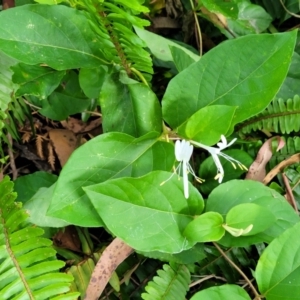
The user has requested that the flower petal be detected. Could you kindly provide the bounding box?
[175,140,193,162]
[183,160,189,198]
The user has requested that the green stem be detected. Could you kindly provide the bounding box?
[213,242,262,299]
[131,67,149,86]
[268,23,278,33]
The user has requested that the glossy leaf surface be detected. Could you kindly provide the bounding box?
[48,132,174,226]
[84,171,204,253]
[100,70,162,136]
[11,64,65,99]
[0,4,107,70]
[162,31,296,129]
[176,105,236,145]
[183,212,225,243]
[226,203,276,235]
[205,180,299,247]
[191,284,251,300]
[256,222,300,299]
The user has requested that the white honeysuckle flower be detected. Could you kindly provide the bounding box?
[191,135,247,183]
[161,139,203,199]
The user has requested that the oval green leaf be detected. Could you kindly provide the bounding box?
[100,70,162,137]
[183,212,225,243]
[190,284,251,300]
[0,5,107,70]
[226,203,276,236]
[84,171,204,253]
[162,31,296,129]
[47,132,174,226]
[205,180,299,247]
[256,222,300,300]
[176,105,236,145]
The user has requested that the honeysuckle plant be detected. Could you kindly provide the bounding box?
[3,2,300,298]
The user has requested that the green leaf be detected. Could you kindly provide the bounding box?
[48,132,174,227]
[38,70,91,120]
[100,70,162,136]
[227,1,272,37]
[134,27,200,64]
[24,184,69,228]
[199,149,253,195]
[79,67,107,99]
[226,203,276,236]
[0,51,18,111]
[34,0,63,4]
[169,45,198,72]
[256,222,300,299]
[0,4,107,70]
[205,180,299,247]
[201,0,239,18]
[190,284,251,300]
[277,52,300,99]
[11,63,65,99]
[176,105,236,145]
[139,244,206,264]
[14,171,57,203]
[184,212,225,243]
[162,31,296,130]
[39,92,91,121]
[84,171,204,253]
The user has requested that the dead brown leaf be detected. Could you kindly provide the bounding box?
[53,226,81,252]
[48,129,78,167]
[61,117,101,134]
[84,238,134,300]
[246,136,285,182]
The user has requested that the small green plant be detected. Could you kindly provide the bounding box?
[1,0,300,299]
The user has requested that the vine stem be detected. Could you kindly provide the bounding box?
[189,0,202,56]
[212,242,262,300]
[130,67,149,86]
[279,0,300,18]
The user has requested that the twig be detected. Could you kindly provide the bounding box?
[280,0,300,18]
[7,134,17,180]
[189,0,203,56]
[282,173,298,212]
[263,153,300,185]
[213,242,261,300]
[130,67,149,86]
[189,274,227,288]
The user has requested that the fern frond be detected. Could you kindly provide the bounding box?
[0,176,79,299]
[77,0,153,81]
[0,51,19,157]
[141,263,190,300]
[237,95,300,134]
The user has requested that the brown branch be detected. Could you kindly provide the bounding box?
[7,134,17,180]
[282,172,298,212]
[280,0,300,18]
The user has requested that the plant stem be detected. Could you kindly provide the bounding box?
[213,242,262,299]
[131,67,149,86]
[268,23,278,33]
[189,0,202,56]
